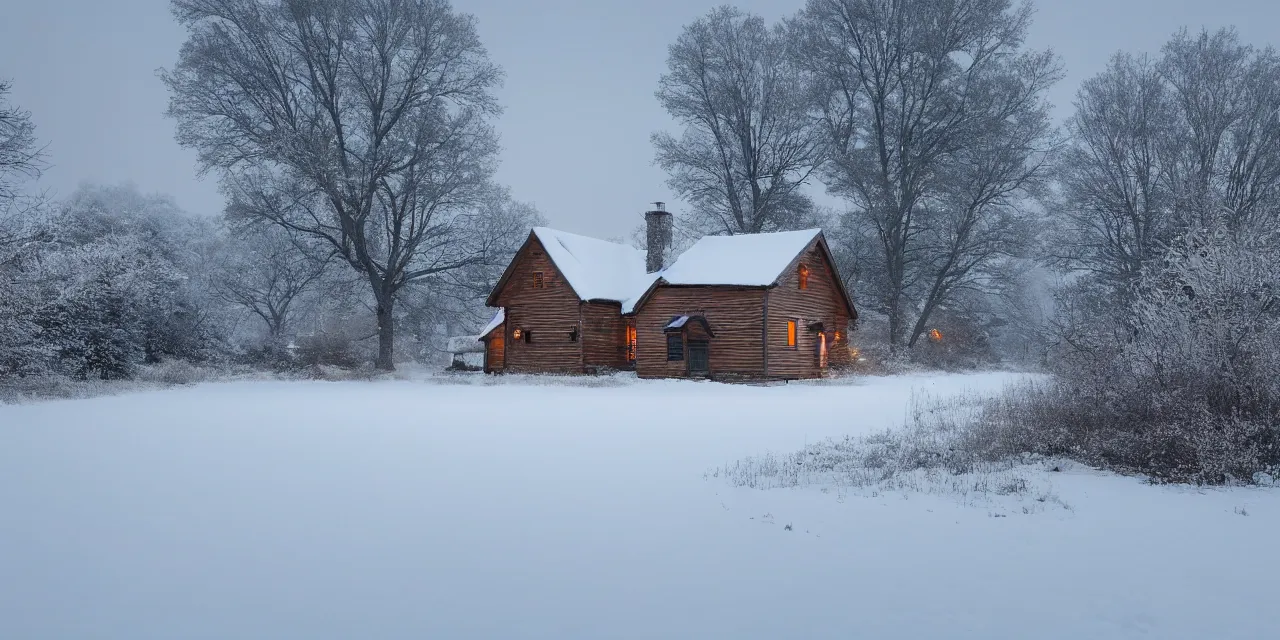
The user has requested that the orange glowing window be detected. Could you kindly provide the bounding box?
[532,271,545,289]
[798,264,810,290]
[786,320,797,347]
[625,325,637,362]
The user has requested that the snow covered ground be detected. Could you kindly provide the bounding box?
[1,372,1277,639]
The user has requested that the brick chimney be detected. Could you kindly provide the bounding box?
[645,202,672,273]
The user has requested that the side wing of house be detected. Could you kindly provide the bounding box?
[766,238,855,378]
[581,301,628,370]
[491,235,585,373]
[634,286,766,379]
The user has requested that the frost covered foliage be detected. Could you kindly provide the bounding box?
[714,391,1069,510]
[0,81,49,376]
[1014,28,1280,484]
[1013,229,1280,483]
[0,185,231,382]
[0,213,47,376]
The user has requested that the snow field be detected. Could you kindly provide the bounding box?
[1,372,1276,639]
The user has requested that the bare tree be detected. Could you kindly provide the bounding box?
[216,223,331,342]
[1052,53,1177,288]
[1161,29,1280,231]
[1053,28,1280,294]
[0,80,46,204]
[162,0,503,369]
[653,6,826,236]
[0,82,49,376]
[1,80,48,257]
[905,105,1056,348]
[795,0,1061,351]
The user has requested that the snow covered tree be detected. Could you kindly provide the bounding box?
[1052,28,1280,295]
[0,80,45,203]
[794,0,1061,352]
[0,80,50,377]
[163,0,507,370]
[37,236,171,379]
[214,222,331,346]
[653,6,826,236]
[52,184,228,365]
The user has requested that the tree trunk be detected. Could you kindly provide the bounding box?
[375,293,395,371]
[887,298,904,353]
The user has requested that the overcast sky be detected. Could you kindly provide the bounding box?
[3,0,1280,240]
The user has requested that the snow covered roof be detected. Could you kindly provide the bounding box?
[478,309,505,339]
[531,227,657,306]
[488,226,846,317]
[658,229,822,287]
[447,335,486,354]
[665,315,691,330]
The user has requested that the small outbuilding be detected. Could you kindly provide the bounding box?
[446,335,486,371]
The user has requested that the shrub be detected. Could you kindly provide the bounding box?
[969,380,1280,484]
[1014,228,1280,483]
[712,390,1070,509]
[294,332,361,369]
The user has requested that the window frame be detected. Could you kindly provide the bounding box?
[666,333,685,361]
[786,320,797,348]
[798,263,810,290]
[532,271,545,289]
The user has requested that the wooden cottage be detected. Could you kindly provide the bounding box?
[480,227,655,374]
[479,206,857,380]
[631,229,857,380]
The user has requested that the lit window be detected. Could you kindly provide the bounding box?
[626,325,637,362]
[667,334,684,361]
[512,328,522,341]
[533,271,545,289]
[798,264,810,290]
[787,320,797,347]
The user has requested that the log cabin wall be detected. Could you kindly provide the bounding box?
[634,286,766,378]
[582,301,627,369]
[493,236,585,373]
[767,241,853,378]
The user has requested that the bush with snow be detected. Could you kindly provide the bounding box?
[713,390,1071,510]
[984,228,1280,484]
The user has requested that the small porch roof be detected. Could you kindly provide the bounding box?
[663,314,715,337]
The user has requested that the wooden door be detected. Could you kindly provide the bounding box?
[688,340,710,376]
[488,335,505,373]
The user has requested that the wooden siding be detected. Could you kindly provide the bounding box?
[492,236,585,373]
[634,287,766,379]
[485,331,505,373]
[767,241,853,378]
[582,301,627,370]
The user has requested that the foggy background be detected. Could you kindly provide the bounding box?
[3,0,1280,239]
